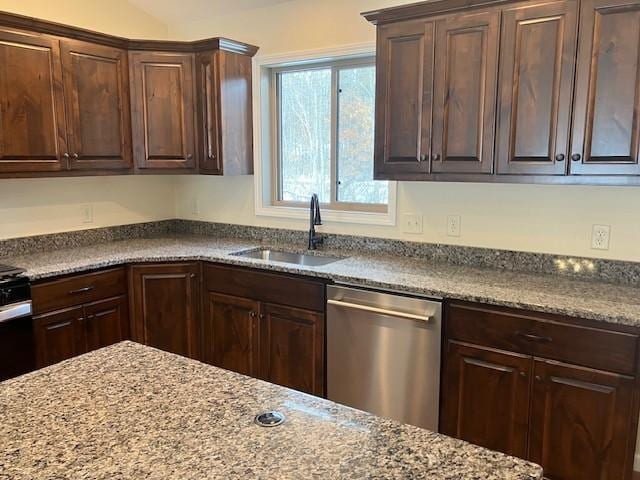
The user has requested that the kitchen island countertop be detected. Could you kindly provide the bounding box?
[0,341,542,479]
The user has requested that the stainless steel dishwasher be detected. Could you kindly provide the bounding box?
[327,284,442,431]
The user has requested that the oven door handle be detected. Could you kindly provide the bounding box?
[0,301,32,323]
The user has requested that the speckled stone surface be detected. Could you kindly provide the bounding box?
[0,342,543,479]
[3,234,640,328]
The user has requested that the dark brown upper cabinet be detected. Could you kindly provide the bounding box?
[129,52,197,171]
[431,10,500,174]
[373,19,434,178]
[496,0,578,175]
[365,0,640,185]
[61,40,132,171]
[197,50,254,175]
[0,28,67,173]
[570,0,640,175]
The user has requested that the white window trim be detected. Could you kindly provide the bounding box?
[252,43,397,226]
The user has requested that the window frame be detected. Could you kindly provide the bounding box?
[270,56,387,214]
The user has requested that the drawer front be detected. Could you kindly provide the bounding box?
[32,268,127,314]
[446,302,639,375]
[204,263,325,312]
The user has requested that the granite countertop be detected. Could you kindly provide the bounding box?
[3,234,640,327]
[0,341,543,479]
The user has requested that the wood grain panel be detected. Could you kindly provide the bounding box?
[129,52,197,170]
[374,19,434,178]
[571,0,640,174]
[497,0,577,175]
[202,292,260,377]
[432,10,499,174]
[33,306,84,368]
[83,295,128,352]
[441,341,531,458]
[261,303,324,396]
[529,359,636,479]
[0,28,66,173]
[61,40,132,170]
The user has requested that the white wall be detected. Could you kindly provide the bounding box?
[0,1,174,240]
[170,0,640,262]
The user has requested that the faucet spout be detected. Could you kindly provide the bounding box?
[308,194,323,250]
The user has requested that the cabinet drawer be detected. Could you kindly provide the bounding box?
[32,268,127,315]
[204,263,325,312]
[446,302,639,375]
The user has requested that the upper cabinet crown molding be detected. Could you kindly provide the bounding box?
[0,10,259,55]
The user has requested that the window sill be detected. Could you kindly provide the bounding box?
[255,203,397,226]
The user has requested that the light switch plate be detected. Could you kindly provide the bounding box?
[401,213,423,234]
[591,224,610,250]
[447,215,461,237]
[81,205,93,224]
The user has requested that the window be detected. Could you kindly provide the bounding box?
[271,57,389,213]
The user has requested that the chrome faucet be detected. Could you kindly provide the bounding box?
[308,194,323,250]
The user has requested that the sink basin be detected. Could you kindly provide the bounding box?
[232,248,343,267]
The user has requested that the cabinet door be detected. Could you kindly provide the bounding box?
[202,292,260,377]
[440,341,531,458]
[33,306,85,368]
[496,0,578,175]
[129,263,200,358]
[0,29,67,173]
[129,52,197,170]
[83,296,128,352]
[570,0,640,175]
[61,40,132,170]
[431,11,499,174]
[261,303,324,396]
[374,19,434,178]
[529,359,636,480]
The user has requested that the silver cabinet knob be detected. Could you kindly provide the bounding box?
[555,153,565,161]
[63,152,70,158]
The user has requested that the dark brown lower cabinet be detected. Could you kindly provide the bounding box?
[202,291,260,377]
[129,263,200,359]
[261,303,324,396]
[33,295,128,368]
[201,263,326,396]
[441,301,640,480]
[441,341,531,458]
[529,359,635,480]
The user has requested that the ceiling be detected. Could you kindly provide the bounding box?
[128,0,295,25]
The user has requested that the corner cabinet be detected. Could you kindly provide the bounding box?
[202,263,326,396]
[365,0,640,185]
[0,13,257,178]
[441,301,640,480]
[128,263,201,359]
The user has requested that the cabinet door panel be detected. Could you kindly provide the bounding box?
[570,0,640,175]
[33,306,84,368]
[0,29,66,173]
[432,11,499,174]
[129,52,197,169]
[529,359,636,479]
[202,292,260,377]
[261,303,324,396]
[374,20,434,177]
[61,40,132,170]
[496,0,577,175]
[130,264,200,358]
[83,296,128,352]
[441,341,531,458]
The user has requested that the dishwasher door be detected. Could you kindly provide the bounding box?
[327,284,442,431]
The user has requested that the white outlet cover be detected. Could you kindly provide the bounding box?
[447,215,461,237]
[591,224,610,250]
[81,205,93,224]
[401,213,423,234]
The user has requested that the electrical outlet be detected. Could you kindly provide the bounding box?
[591,224,610,250]
[447,215,461,237]
[80,205,93,224]
[401,213,423,234]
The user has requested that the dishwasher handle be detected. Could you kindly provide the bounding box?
[327,298,432,323]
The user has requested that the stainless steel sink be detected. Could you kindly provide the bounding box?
[232,248,343,267]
